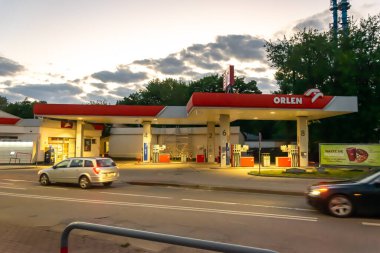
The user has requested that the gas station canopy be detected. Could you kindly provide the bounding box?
[33,92,358,124]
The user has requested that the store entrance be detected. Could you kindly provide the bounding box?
[47,137,75,163]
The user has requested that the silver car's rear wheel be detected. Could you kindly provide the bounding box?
[328,195,353,217]
[79,176,91,189]
[40,174,50,186]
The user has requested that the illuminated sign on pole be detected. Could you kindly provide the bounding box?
[223,65,234,92]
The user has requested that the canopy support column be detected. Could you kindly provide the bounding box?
[297,116,309,167]
[219,115,231,168]
[75,120,84,157]
[142,122,152,163]
[207,122,215,163]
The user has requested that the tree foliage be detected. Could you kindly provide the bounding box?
[266,14,380,156]
[0,96,47,118]
[117,75,262,105]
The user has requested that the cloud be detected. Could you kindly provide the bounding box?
[250,67,268,73]
[180,35,266,68]
[0,57,25,76]
[1,80,13,86]
[154,57,190,75]
[253,77,278,93]
[90,82,108,90]
[178,50,222,70]
[91,66,148,83]
[133,56,190,75]
[291,10,331,32]
[132,34,267,77]
[111,86,139,98]
[7,83,83,103]
[273,10,331,38]
[82,92,119,104]
[214,35,267,61]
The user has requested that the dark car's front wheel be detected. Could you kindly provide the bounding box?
[328,195,353,217]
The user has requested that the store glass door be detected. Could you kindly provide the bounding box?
[48,137,75,163]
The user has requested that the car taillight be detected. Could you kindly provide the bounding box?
[93,167,101,174]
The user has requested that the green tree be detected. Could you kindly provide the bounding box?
[266,14,380,151]
[117,74,263,105]
[4,98,47,118]
[266,29,332,94]
[233,77,262,94]
[117,78,190,105]
[188,74,223,93]
[0,96,8,111]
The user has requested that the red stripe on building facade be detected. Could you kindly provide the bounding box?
[34,104,165,117]
[0,118,20,125]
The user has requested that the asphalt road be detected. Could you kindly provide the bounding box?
[0,169,380,253]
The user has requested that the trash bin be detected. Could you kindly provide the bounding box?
[261,153,270,167]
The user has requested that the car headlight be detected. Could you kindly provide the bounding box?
[309,187,329,196]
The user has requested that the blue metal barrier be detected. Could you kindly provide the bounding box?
[61,222,278,253]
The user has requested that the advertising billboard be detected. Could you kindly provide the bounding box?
[320,144,380,167]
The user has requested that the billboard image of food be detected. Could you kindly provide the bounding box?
[320,144,380,167]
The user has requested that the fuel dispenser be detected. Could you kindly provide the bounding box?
[152,144,166,163]
[196,145,206,163]
[44,146,55,164]
[231,144,249,167]
[280,145,299,167]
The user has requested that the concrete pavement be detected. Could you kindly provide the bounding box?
[0,161,324,253]
[0,161,324,195]
[119,162,320,196]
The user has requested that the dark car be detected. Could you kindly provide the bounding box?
[306,170,380,217]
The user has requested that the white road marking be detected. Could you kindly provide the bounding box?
[0,182,14,185]
[0,191,318,222]
[0,186,26,190]
[100,192,172,199]
[362,222,380,227]
[182,199,236,205]
[36,186,67,190]
[3,179,34,183]
[182,198,315,212]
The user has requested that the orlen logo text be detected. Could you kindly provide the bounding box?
[273,97,303,105]
[273,89,324,105]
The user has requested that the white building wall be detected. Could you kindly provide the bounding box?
[109,135,143,158]
[0,118,103,163]
[0,124,40,163]
[83,129,102,158]
[109,126,241,160]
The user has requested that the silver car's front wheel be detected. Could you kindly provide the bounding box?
[328,195,353,217]
[79,176,91,189]
[40,174,50,186]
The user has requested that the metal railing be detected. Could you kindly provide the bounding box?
[61,222,278,253]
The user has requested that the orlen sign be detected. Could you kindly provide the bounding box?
[273,89,325,106]
[273,96,303,105]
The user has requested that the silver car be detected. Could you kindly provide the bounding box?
[38,157,119,189]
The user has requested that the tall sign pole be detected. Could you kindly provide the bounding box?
[223,65,235,93]
[258,132,262,175]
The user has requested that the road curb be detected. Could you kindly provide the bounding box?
[126,181,305,196]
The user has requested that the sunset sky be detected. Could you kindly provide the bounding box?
[0,0,379,104]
